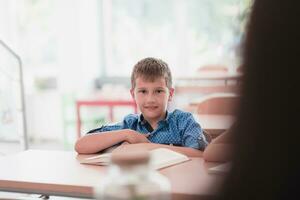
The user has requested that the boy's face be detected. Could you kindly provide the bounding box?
[130,77,174,123]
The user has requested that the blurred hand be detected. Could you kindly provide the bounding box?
[124,129,150,144]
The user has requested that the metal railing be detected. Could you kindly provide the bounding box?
[0,39,28,150]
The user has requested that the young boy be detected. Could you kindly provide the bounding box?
[75,57,208,156]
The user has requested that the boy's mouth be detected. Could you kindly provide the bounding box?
[144,106,158,110]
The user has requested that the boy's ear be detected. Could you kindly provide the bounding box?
[168,88,175,101]
[130,88,135,99]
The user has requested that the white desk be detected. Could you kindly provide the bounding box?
[0,150,225,199]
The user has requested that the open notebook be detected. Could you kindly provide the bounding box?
[80,148,190,170]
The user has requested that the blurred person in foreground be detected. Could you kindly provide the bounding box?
[217,0,299,199]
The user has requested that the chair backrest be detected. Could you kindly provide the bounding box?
[196,93,239,115]
[203,129,212,143]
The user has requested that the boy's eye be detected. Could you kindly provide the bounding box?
[156,89,165,94]
[138,90,147,94]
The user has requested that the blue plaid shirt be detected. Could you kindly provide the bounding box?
[87,109,208,150]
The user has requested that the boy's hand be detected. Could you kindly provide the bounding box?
[124,129,150,144]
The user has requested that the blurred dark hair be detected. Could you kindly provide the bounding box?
[218,0,299,199]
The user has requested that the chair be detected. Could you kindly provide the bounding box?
[203,129,212,143]
[196,93,239,115]
[191,93,239,139]
[194,93,238,139]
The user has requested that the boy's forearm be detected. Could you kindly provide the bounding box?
[75,130,128,154]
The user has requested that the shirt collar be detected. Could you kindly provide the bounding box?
[164,110,171,122]
[138,111,170,125]
[138,114,146,125]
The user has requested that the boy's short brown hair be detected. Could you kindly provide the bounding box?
[131,57,172,89]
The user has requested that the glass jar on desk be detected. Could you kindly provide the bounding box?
[94,150,171,200]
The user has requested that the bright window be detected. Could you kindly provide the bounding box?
[101,0,251,77]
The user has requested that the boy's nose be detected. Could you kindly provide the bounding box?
[146,93,156,102]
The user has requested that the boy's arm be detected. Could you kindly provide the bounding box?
[112,143,203,157]
[180,113,209,151]
[75,129,150,154]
